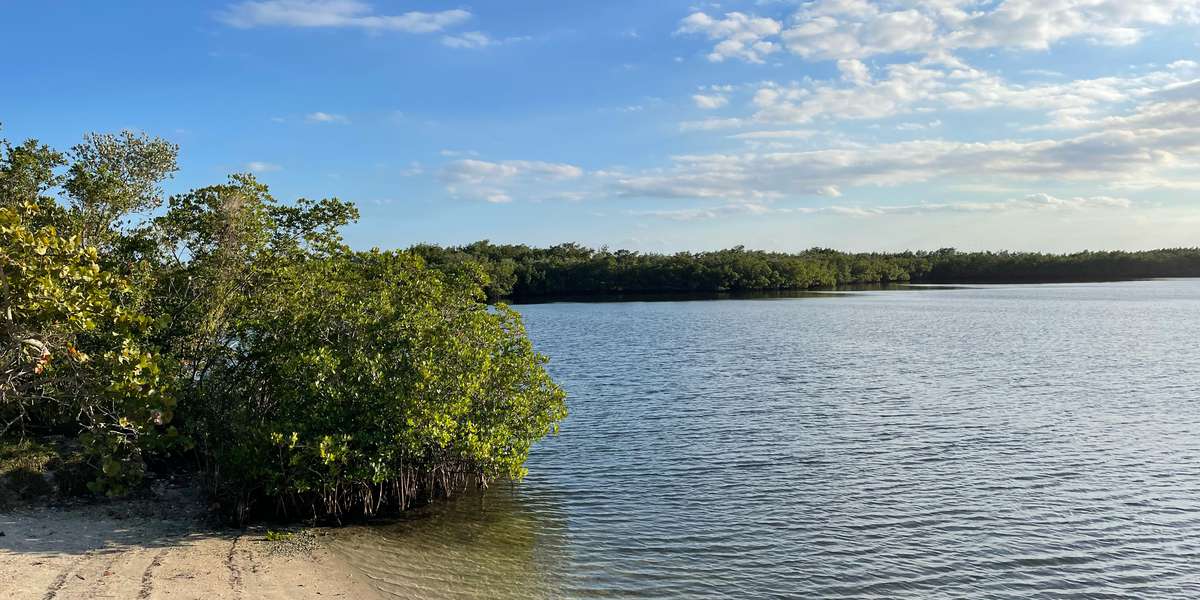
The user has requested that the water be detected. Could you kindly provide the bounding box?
[334,280,1200,598]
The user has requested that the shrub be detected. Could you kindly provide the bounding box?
[2,130,567,521]
[191,251,566,521]
[0,198,178,495]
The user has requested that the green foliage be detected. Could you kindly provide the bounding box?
[139,170,560,521]
[272,253,560,512]
[265,529,294,542]
[410,242,1200,299]
[1,129,568,520]
[1,128,182,496]
[0,196,178,495]
[0,437,99,506]
[180,244,564,520]
[0,138,65,207]
[0,439,56,506]
[62,131,178,250]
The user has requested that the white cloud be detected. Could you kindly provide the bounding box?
[411,61,1197,217]
[1023,69,1066,78]
[440,159,583,184]
[781,5,940,61]
[439,159,585,203]
[1016,193,1131,209]
[838,58,872,85]
[680,117,746,132]
[676,12,783,63]
[246,161,282,172]
[729,129,817,140]
[818,185,843,197]
[305,111,350,124]
[679,1,1200,62]
[615,84,1200,201]
[751,62,948,124]
[743,59,1199,128]
[441,31,531,49]
[947,0,1200,52]
[630,202,775,221]
[219,0,471,33]
[897,119,942,130]
[631,194,1131,221]
[693,93,730,109]
[442,31,494,49]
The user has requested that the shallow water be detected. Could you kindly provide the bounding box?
[334,279,1200,599]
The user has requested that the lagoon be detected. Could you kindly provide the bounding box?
[335,280,1200,598]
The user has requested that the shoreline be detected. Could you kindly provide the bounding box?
[0,482,382,600]
[502,276,1188,304]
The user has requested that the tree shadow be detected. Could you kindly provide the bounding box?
[0,481,237,558]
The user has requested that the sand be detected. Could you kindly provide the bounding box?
[0,484,383,600]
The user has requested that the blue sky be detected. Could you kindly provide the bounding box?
[3,1,1200,252]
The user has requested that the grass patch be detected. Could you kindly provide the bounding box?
[265,529,295,542]
[0,437,95,508]
[0,439,56,508]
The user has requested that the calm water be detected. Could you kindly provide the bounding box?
[334,280,1200,598]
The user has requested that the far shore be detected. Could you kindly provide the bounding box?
[0,481,382,600]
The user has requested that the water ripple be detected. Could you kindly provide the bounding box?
[335,280,1200,599]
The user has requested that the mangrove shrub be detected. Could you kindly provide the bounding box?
[1,129,567,517]
[193,251,566,520]
[0,197,177,496]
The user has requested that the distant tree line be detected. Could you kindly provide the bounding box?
[410,242,1200,300]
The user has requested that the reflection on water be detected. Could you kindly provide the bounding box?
[504,282,973,305]
[336,279,1200,599]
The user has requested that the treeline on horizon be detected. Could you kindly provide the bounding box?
[410,242,1200,300]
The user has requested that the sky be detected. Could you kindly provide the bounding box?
[3,0,1200,253]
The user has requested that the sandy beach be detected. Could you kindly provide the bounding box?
[0,483,382,600]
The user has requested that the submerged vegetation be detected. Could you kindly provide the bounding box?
[411,242,1200,300]
[1,130,566,522]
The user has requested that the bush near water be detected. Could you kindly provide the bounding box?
[0,130,566,521]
